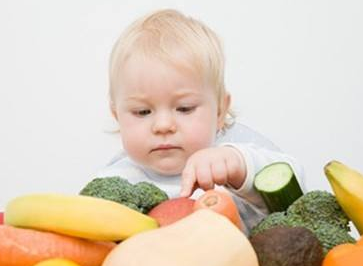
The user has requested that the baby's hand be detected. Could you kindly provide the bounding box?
[180,146,246,197]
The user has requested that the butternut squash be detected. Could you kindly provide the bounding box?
[102,209,259,266]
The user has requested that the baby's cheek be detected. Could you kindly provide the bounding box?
[121,132,145,157]
[184,112,218,149]
[185,127,216,152]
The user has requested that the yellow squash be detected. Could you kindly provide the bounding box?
[5,193,158,241]
[102,209,259,266]
[325,161,363,234]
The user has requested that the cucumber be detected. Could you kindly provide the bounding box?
[254,162,303,212]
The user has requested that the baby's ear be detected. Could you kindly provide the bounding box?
[109,101,118,120]
[217,93,231,130]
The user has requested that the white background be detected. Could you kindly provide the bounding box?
[0,0,362,214]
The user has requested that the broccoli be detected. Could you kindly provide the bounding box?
[251,212,289,235]
[287,190,350,231]
[79,176,141,211]
[304,221,356,252]
[133,182,169,213]
[79,176,168,213]
[251,190,356,255]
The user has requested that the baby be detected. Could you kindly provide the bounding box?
[97,9,303,232]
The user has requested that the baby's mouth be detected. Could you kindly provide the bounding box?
[150,144,181,153]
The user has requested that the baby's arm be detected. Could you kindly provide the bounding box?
[180,143,304,205]
[220,143,304,206]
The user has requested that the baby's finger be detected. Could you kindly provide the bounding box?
[211,160,228,185]
[180,164,196,197]
[226,155,244,188]
[195,163,214,191]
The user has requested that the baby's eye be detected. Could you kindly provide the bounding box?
[133,109,151,117]
[176,106,196,113]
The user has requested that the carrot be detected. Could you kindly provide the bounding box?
[0,225,116,266]
[193,189,244,230]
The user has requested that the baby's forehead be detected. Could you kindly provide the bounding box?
[115,52,203,85]
[120,45,203,75]
[111,57,216,102]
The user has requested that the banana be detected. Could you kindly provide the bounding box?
[324,160,363,234]
[4,193,158,241]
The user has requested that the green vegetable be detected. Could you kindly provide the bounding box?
[133,182,169,213]
[254,162,303,212]
[79,176,168,214]
[250,212,289,235]
[287,190,350,231]
[251,190,355,255]
[306,221,356,253]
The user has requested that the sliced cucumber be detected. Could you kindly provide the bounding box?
[254,162,303,212]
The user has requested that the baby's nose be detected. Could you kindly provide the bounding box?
[152,112,176,134]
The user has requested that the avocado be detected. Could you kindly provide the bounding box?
[249,226,323,266]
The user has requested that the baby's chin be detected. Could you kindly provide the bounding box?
[152,167,182,177]
[149,162,184,177]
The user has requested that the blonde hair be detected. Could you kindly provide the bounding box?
[109,9,234,130]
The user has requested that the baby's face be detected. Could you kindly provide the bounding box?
[112,55,226,176]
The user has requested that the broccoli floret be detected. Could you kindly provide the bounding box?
[287,190,350,231]
[79,176,168,214]
[80,176,141,212]
[251,190,355,255]
[251,212,289,235]
[134,181,169,213]
[303,221,356,253]
[285,217,356,254]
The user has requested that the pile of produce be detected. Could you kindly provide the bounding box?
[250,190,355,254]
[0,178,170,266]
[1,160,363,266]
[248,161,363,266]
[1,177,250,266]
[1,190,159,266]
